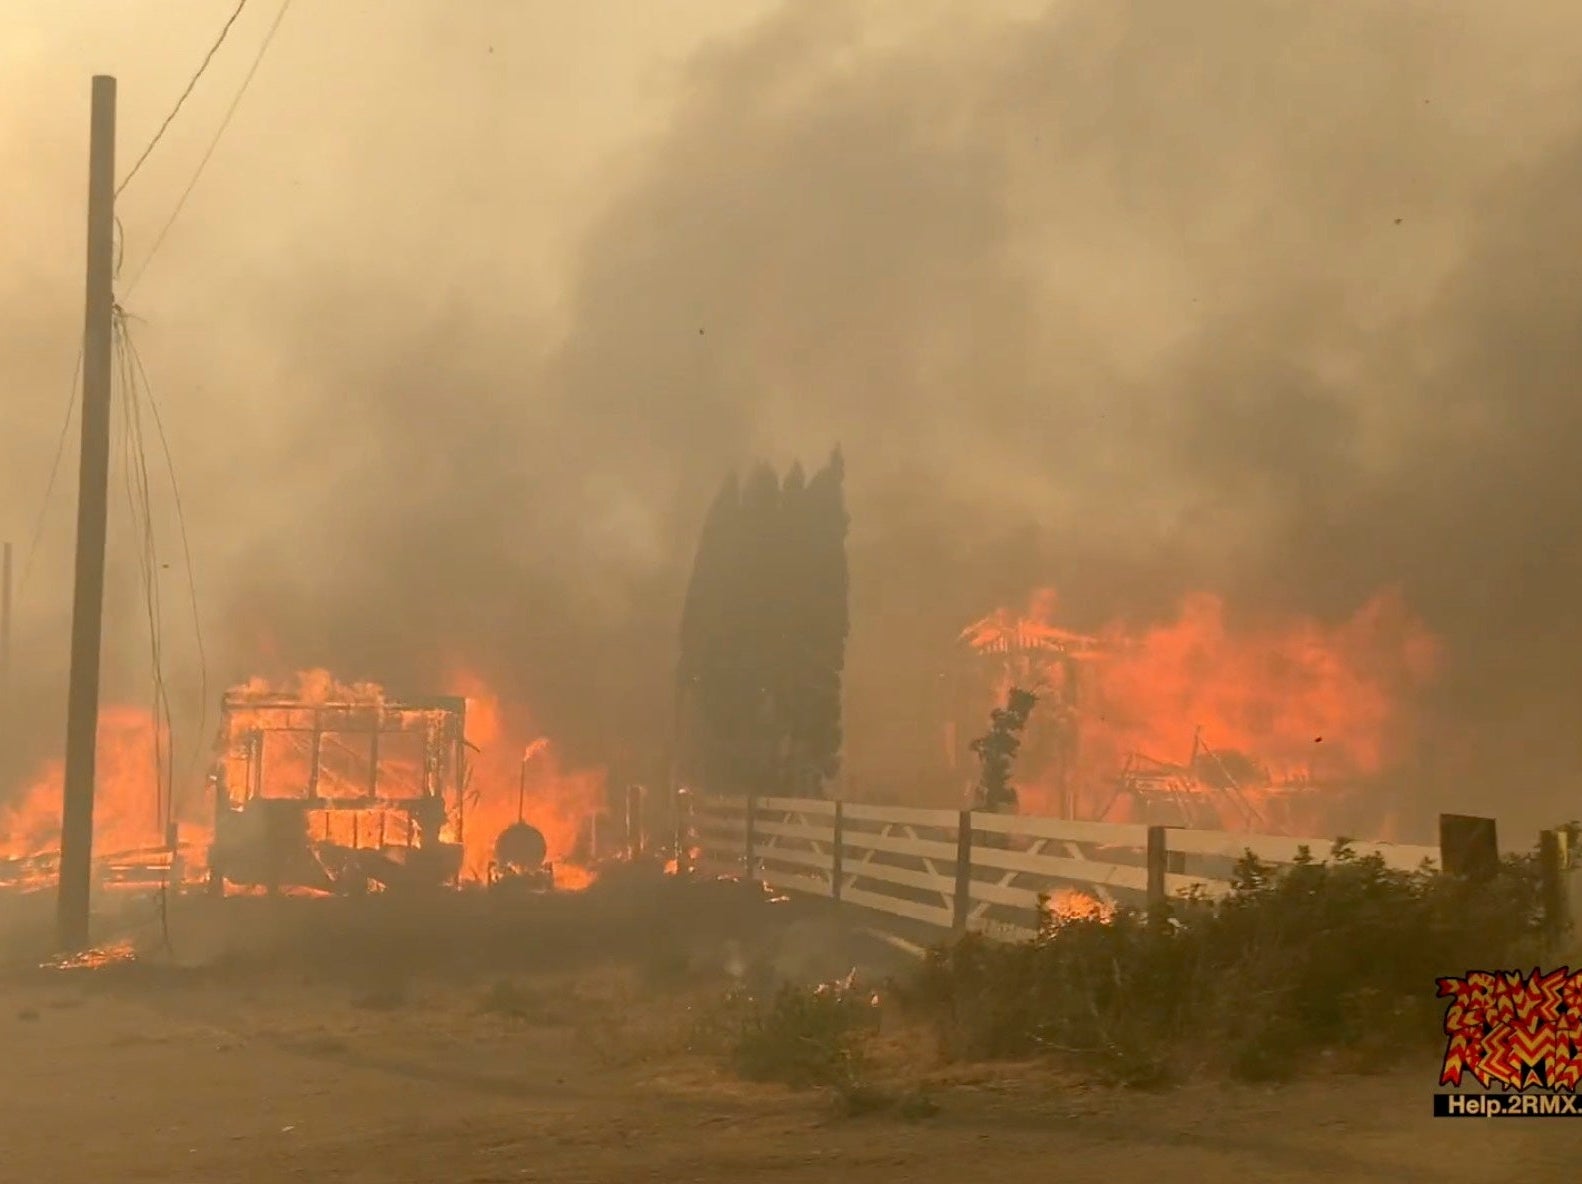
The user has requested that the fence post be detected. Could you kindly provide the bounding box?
[1439,814,1499,881]
[831,800,844,905]
[1146,825,1168,921]
[674,789,692,876]
[626,784,644,861]
[744,793,758,884]
[952,809,974,934]
[1539,828,1569,943]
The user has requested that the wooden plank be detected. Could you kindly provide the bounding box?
[695,796,749,816]
[756,845,833,873]
[758,796,837,815]
[694,815,747,837]
[965,869,1234,907]
[966,844,1152,893]
[841,803,962,829]
[971,812,1150,847]
[753,819,834,844]
[969,919,1038,943]
[838,829,961,865]
[1164,828,1437,871]
[843,859,956,898]
[841,885,954,929]
[760,869,834,899]
[1169,874,1232,898]
[965,879,1044,911]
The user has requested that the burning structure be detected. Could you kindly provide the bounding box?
[206,681,469,894]
[955,588,1440,837]
[0,668,598,899]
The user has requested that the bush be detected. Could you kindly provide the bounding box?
[904,844,1548,1084]
[701,973,882,1089]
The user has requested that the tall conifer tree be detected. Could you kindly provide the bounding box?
[799,447,849,792]
[677,449,849,798]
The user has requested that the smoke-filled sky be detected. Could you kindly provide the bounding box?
[6,0,1582,836]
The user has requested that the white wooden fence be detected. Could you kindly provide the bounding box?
[688,794,1457,944]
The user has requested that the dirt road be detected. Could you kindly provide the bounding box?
[0,879,1574,1184]
[3,958,1576,1184]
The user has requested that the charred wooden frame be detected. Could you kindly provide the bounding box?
[207,692,470,894]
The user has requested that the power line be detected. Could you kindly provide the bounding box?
[111,313,171,949]
[113,310,211,956]
[119,316,210,768]
[116,0,252,198]
[18,347,84,596]
[124,0,295,297]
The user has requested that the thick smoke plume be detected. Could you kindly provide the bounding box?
[6,1,1582,836]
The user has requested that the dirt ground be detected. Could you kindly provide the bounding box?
[0,878,1577,1184]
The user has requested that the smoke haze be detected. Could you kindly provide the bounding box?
[5,0,1582,836]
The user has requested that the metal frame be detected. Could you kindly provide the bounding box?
[209,692,469,893]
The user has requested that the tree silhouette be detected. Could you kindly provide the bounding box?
[675,449,849,798]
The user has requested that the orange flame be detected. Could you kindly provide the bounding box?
[0,705,200,888]
[1042,888,1112,926]
[0,668,604,894]
[444,668,604,885]
[963,587,1440,831]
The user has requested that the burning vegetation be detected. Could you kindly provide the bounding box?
[958,587,1441,836]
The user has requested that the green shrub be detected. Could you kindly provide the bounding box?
[703,974,882,1089]
[904,843,1547,1084]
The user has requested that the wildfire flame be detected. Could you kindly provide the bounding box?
[0,668,604,894]
[444,668,604,883]
[1041,888,1112,926]
[963,587,1440,833]
[0,705,190,892]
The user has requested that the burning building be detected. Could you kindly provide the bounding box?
[0,667,606,897]
[953,588,1440,837]
[206,676,469,894]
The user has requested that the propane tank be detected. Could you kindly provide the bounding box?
[494,821,548,871]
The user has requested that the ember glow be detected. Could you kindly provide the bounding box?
[40,939,139,972]
[1042,888,1111,926]
[962,587,1441,833]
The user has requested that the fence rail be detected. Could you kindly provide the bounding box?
[686,794,1533,945]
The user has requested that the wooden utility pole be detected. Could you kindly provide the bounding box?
[0,540,11,783]
[57,75,117,952]
[1,541,12,707]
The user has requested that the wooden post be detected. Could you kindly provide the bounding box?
[57,75,117,953]
[1146,825,1168,917]
[674,789,692,876]
[1439,814,1499,881]
[952,809,973,933]
[0,540,11,768]
[366,724,381,797]
[830,800,844,904]
[626,784,644,860]
[452,700,467,854]
[1539,828,1569,943]
[0,540,11,700]
[744,794,758,884]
